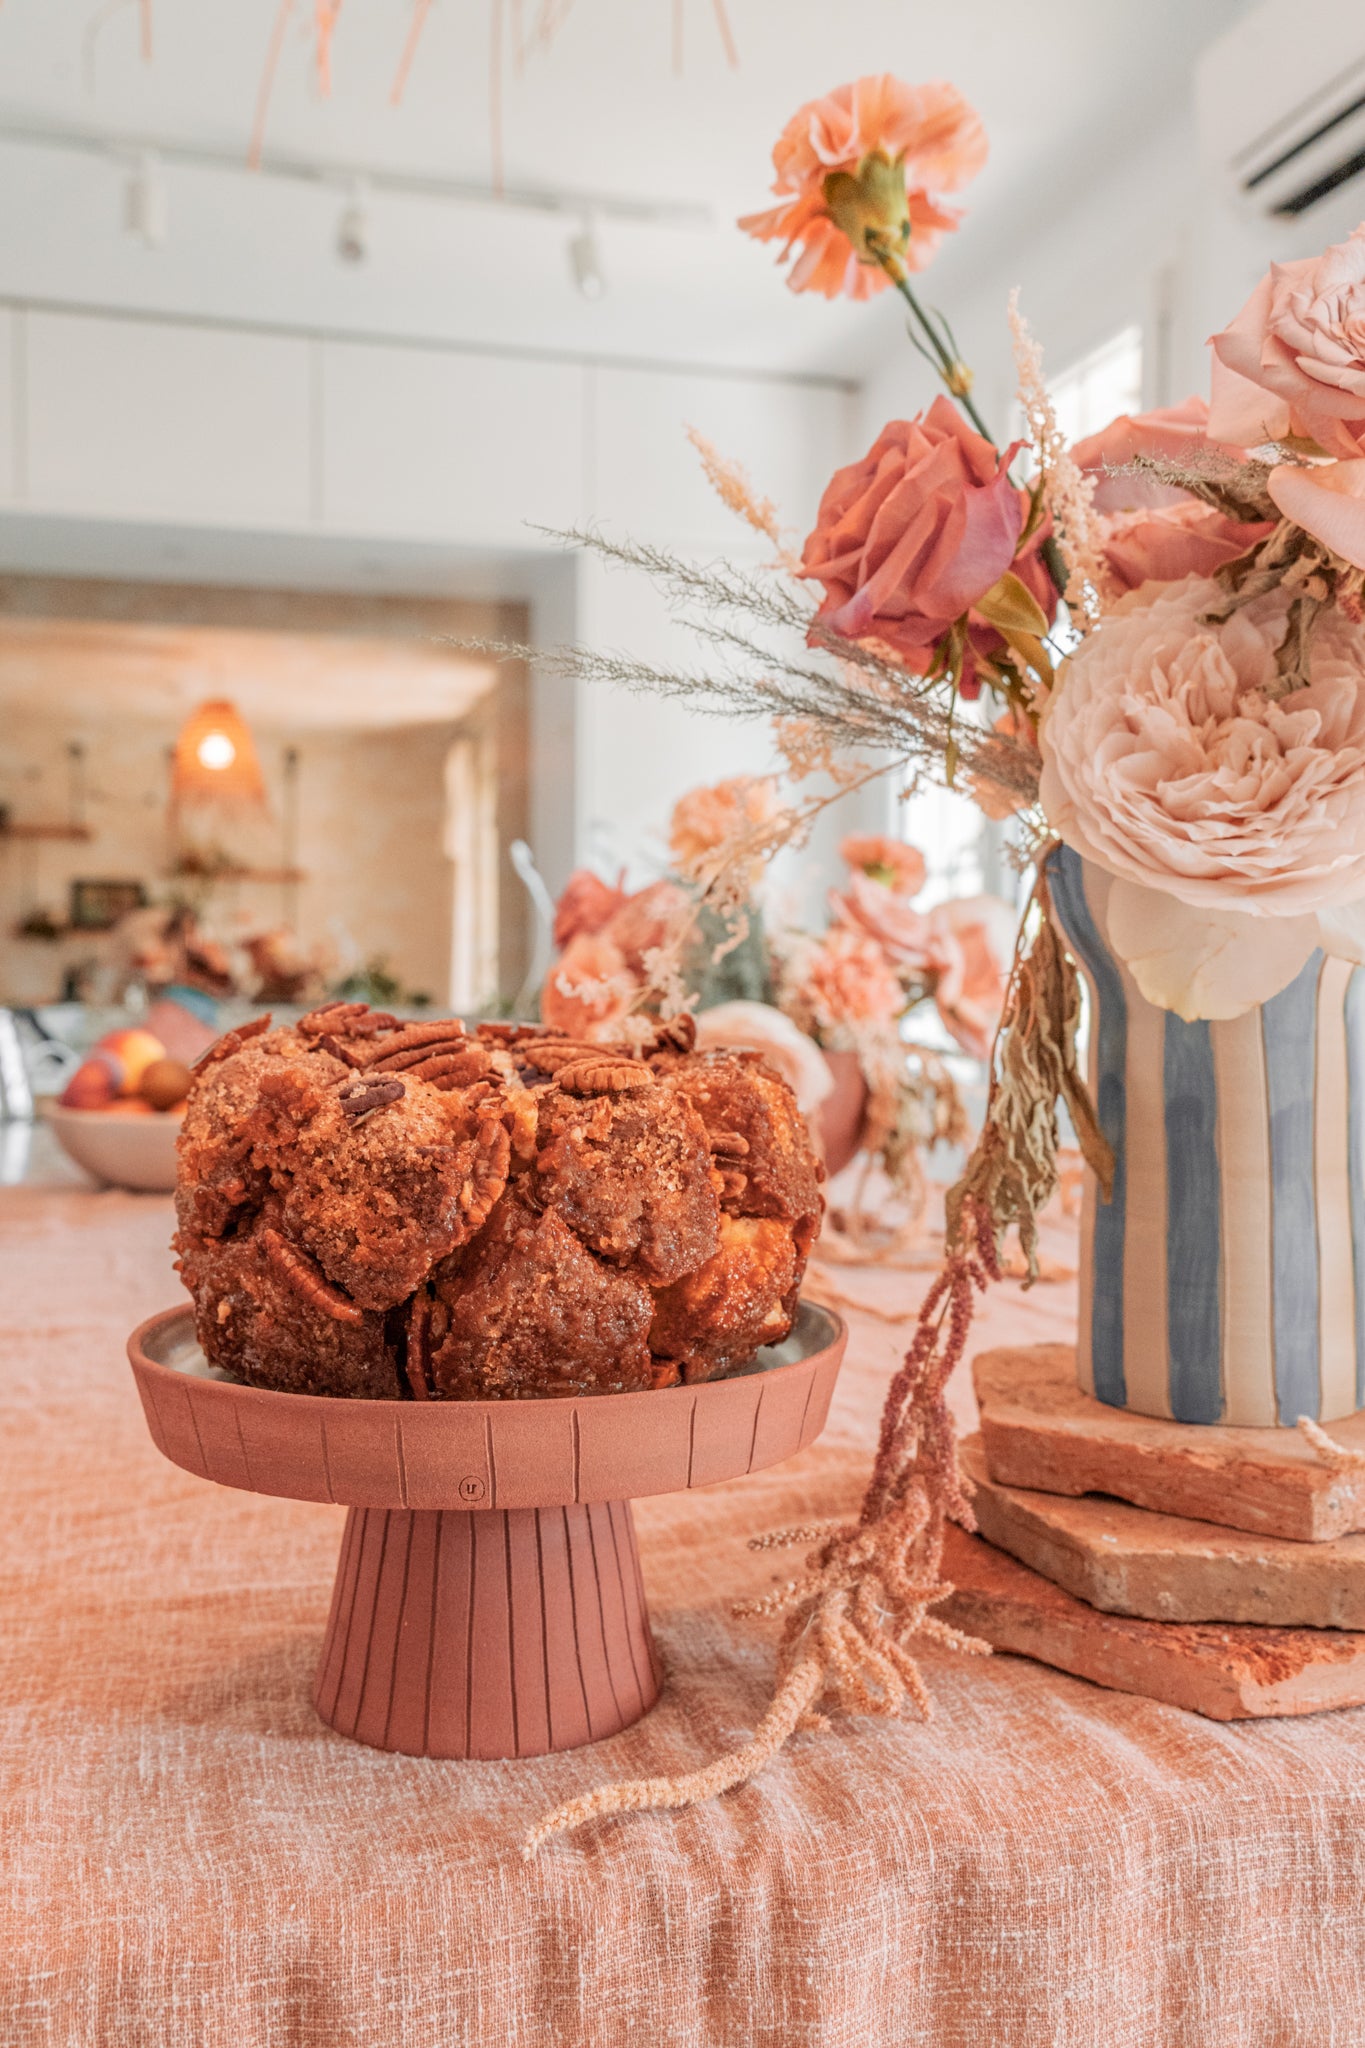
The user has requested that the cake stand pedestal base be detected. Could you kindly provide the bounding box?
[314,1501,663,1760]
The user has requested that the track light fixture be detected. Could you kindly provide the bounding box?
[336,177,370,265]
[124,148,168,248]
[568,213,606,300]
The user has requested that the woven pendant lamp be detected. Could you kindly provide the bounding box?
[170,700,267,809]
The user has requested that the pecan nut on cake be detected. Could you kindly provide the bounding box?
[173,1003,825,1400]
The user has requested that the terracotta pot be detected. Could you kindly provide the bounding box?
[1050,845,1363,1427]
[128,1302,847,1759]
[819,1049,870,1177]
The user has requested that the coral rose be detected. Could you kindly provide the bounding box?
[1040,575,1365,1017]
[552,868,628,949]
[669,776,779,887]
[739,75,987,300]
[801,397,1054,695]
[1208,224,1365,458]
[541,932,638,1041]
[1072,397,1246,512]
[840,833,926,897]
[832,870,944,975]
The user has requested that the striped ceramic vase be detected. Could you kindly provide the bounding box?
[1048,845,1365,1427]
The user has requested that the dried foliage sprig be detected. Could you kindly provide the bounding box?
[1008,292,1104,630]
[525,858,1110,1856]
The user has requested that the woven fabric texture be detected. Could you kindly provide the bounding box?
[2,1185,1364,2047]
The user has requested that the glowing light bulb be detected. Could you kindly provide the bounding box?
[196,731,237,771]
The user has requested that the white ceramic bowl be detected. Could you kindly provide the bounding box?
[47,1106,181,1192]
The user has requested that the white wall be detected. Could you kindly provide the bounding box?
[0,293,863,905]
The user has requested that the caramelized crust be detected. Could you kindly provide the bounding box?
[175,1206,400,1399]
[175,1006,822,1399]
[428,1191,665,1398]
[650,1213,800,1384]
[531,1084,720,1284]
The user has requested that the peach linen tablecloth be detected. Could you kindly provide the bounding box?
[4,1186,1365,2048]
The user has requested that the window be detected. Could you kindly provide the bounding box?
[1045,324,1144,444]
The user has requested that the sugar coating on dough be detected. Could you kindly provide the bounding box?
[175,1012,823,1400]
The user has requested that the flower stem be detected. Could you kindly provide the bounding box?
[884,266,996,446]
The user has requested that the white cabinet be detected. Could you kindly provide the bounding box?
[591,364,854,548]
[320,341,587,546]
[23,311,313,526]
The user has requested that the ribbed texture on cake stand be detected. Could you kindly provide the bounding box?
[314,1502,662,1758]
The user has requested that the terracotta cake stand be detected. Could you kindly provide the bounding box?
[127,1304,846,1760]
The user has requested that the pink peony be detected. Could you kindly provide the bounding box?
[1208,224,1365,458]
[739,75,987,301]
[839,833,926,896]
[552,868,628,949]
[540,932,638,1041]
[800,397,1056,696]
[1040,575,1365,1017]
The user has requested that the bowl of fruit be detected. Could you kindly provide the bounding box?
[47,1028,194,1192]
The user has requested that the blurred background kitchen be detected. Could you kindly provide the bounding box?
[1,0,1361,1181]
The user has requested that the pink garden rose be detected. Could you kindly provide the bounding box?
[1209,225,1365,459]
[1072,396,1272,592]
[1040,575,1365,1017]
[800,396,1056,696]
[1267,457,1365,573]
[833,869,944,972]
[928,894,1014,1062]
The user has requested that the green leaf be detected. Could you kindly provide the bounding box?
[975,570,1051,637]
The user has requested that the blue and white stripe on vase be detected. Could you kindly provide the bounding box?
[1047,843,1365,1427]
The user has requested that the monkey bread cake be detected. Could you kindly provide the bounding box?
[173,1002,825,1401]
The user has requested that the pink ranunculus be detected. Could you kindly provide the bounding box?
[1095,499,1273,594]
[800,396,1056,696]
[552,868,628,949]
[540,932,638,1041]
[839,833,926,897]
[1208,226,1365,458]
[1040,574,1365,1017]
[1267,458,1365,572]
[926,894,1015,1061]
[603,878,691,973]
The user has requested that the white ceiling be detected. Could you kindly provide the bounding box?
[0,615,497,728]
[0,0,1249,376]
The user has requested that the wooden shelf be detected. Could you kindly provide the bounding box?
[0,822,92,843]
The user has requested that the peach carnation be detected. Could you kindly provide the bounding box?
[1040,575,1365,1017]
[840,833,926,897]
[739,75,987,300]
